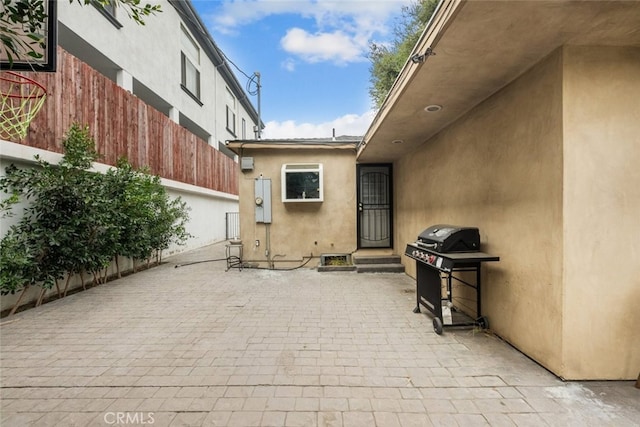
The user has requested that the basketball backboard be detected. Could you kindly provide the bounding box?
[0,0,57,72]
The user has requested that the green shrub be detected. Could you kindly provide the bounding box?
[0,123,191,299]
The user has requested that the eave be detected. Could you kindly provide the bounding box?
[226,139,359,156]
[358,0,640,163]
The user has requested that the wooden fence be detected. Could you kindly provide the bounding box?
[4,47,238,195]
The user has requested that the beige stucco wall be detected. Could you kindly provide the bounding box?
[394,45,640,379]
[237,148,357,267]
[561,46,640,379]
[395,49,566,375]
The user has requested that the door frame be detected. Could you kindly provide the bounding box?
[356,163,393,249]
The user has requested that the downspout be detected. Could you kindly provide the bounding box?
[265,223,273,269]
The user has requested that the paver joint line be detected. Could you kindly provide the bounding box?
[1,243,637,427]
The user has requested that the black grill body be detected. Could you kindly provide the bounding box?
[417,224,479,253]
[405,224,499,334]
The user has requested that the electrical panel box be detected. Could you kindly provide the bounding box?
[254,178,272,223]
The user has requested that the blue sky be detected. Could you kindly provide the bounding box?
[191,0,412,139]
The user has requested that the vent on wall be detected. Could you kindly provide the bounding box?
[241,157,254,171]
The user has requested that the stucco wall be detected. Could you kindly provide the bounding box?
[395,49,565,374]
[394,45,640,379]
[238,148,357,267]
[561,46,640,379]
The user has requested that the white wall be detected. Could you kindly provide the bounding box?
[0,140,238,313]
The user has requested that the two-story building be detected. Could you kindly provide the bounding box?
[57,0,260,155]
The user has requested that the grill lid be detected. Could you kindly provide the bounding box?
[417,224,480,253]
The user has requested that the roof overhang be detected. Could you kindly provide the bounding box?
[358,0,640,163]
[226,139,359,156]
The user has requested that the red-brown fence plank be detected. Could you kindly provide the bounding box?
[4,47,238,195]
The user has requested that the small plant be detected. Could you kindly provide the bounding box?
[324,255,351,266]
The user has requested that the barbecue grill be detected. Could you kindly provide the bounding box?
[405,224,499,334]
[417,224,480,252]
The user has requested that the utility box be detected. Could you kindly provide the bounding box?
[254,178,272,223]
[241,157,254,171]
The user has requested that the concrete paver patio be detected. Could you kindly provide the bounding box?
[1,242,638,426]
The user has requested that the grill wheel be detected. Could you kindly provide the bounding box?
[433,317,443,335]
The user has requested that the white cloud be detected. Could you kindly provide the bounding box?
[206,0,411,64]
[262,110,376,139]
[281,28,365,64]
[210,0,407,29]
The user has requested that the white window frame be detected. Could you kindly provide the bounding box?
[281,163,324,202]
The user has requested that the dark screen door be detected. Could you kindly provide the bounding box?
[357,164,392,248]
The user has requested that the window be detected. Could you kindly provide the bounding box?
[181,27,201,100]
[241,118,246,139]
[102,1,116,17]
[226,88,236,135]
[226,107,236,135]
[281,164,323,202]
[92,0,122,28]
[181,53,201,99]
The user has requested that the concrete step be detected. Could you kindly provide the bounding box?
[356,263,405,274]
[353,255,402,265]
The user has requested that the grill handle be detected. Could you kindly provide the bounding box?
[417,242,438,250]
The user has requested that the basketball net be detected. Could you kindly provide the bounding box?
[0,71,47,141]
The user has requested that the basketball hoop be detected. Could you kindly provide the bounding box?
[0,71,47,141]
